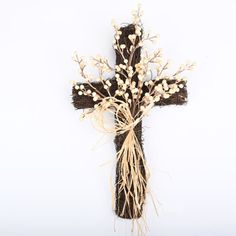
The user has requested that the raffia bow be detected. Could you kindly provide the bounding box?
[82,97,152,224]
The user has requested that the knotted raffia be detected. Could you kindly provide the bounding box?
[115,124,147,219]
[82,97,153,221]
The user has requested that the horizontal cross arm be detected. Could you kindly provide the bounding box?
[145,79,188,106]
[72,78,117,109]
[156,85,187,106]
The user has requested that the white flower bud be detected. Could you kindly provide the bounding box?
[128,72,133,78]
[138,41,144,47]
[138,74,143,81]
[115,65,121,72]
[149,80,154,85]
[163,83,169,91]
[132,88,138,94]
[136,31,141,36]
[105,80,111,86]
[122,84,127,90]
[163,94,170,99]
[131,81,136,88]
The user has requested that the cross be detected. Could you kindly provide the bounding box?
[72,24,188,220]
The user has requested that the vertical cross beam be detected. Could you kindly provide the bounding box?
[113,25,146,219]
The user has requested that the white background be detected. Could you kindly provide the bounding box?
[0,0,236,235]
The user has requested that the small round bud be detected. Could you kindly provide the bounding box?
[140,106,145,111]
[115,65,121,72]
[163,94,170,99]
[138,74,143,81]
[149,80,154,86]
[138,42,144,47]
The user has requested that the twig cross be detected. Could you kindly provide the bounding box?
[72,20,191,219]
